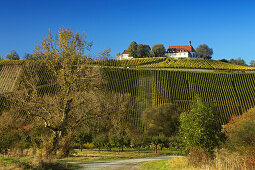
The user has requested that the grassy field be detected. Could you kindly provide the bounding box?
[140,157,192,170]
[0,148,183,169]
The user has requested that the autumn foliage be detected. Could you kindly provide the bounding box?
[223,108,255,169]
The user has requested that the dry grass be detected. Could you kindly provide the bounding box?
[140,149,254,170]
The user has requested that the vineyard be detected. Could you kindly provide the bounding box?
[104,68,255,126]
[0,60,255,127]
[95,58,255,71]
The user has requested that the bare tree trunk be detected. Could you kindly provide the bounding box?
[52,130,61,155]
[52,99,72,155]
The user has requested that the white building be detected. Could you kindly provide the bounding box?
[118,50,133,60]
[166,41,197,59]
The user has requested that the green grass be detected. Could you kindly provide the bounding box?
[140,159,169,170]
[140,157,189,170]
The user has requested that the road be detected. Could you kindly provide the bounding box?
[72,156,180,170]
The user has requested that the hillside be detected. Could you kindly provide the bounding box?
[0,60,255,125]
[104,68,255,125]
[95,58,255,71]
[0,60,23,94]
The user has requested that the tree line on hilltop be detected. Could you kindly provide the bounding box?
[1,43,254,67]
[115,41,255,66]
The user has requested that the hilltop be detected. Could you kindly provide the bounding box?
[95,58,255,71]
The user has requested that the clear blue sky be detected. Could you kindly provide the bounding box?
[0,0,255,64]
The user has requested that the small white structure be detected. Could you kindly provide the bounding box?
[118,50,133,60]
[166,41,197,59]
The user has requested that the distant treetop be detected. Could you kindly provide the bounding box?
[5,50,20,60]
[196,44,213,59]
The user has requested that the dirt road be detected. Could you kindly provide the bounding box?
[73,156,180,170]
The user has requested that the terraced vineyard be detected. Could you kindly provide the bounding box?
[104,68,255,125]
[95,58,255,71]
[0,60,254,126]
[0,61,23,94]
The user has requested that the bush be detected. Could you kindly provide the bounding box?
[223,107,255,168]
[179,97,225,155]
[186,148,211,167]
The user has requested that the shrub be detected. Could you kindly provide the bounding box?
[223,107,255,168]
[179,97,225,155]
[186,147,211,167]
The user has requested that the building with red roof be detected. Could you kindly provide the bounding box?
[118,50,134,60]
[166,41,197,59]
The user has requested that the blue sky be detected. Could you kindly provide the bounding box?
[0,0,255,64]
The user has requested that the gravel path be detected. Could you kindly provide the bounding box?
[72,156,180,170]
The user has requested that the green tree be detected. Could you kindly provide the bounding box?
[128,41,138,58]
[196,44,213,59]
[137,44,151,58]
[0,56,3,60]
[179,97,224,154]
[229,57,247,66]
[141,103,180,137]
[149,50,155,57]
[152,44,165,57]
[107,94,136,151]
[74,131,92,151]
[151,136,161,153]
[93,134,108,152]
[143,45,151,58]
[5,50,20,60]
[142,104,180,153]
[9,28,105,155]
[131,136,150,151]
[137,44,144,58]
[250,60,255,67]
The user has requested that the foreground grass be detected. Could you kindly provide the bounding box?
[0,148,183,169]
[0,156,80,170]
[140,157,191,170]
[59,148,184,163]
[140,155,253,170]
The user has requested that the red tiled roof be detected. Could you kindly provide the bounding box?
[168,45,196,52]
[122,50,128,54]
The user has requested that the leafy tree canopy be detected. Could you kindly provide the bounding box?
[142,103,180,137]
[179,97,224,154]
[152,44,165,57]
[137,44,151,58]
[9,28,104,155]
[5,50,20,60]
[128,41,138,58]
[196,44,213,59]
[229,57,247,66]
